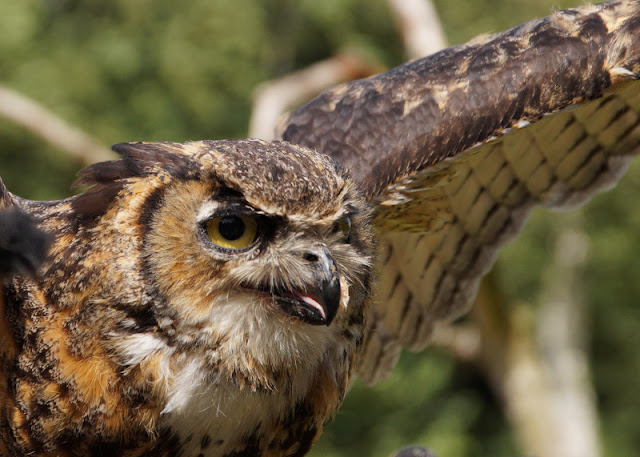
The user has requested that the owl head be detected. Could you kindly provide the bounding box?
[61,139,375,397]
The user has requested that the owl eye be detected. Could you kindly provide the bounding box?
[332,216,352,243]
[207,215,258,250]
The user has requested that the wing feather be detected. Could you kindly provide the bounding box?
[279,1,640,383]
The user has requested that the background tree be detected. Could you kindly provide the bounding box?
[1,1,639,456]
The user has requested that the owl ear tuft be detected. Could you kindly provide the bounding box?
[111,142,198,180]
[74,142,199,191]
[70,181,128,225]
[70,142,201,227]
[73,160,133,189]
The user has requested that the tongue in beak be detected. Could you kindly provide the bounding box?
[276,276,341,326]
[273,246,342,326]
[287,290,328,321]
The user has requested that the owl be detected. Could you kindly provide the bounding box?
[0,1,639,456]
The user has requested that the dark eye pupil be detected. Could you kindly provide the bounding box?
[218,216,245,241]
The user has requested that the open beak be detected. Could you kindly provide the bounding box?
[274,246,341,326]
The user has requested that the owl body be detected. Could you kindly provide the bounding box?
[0,140,374,456]
[3,2,640,455]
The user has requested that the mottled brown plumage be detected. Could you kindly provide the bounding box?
[0,140,374,456]
[282,0,640,383]
[1,1,640,456]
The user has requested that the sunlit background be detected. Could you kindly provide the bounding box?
[1,1,639,456]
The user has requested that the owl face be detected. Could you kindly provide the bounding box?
[73,140,375,395]
[0,139,375,455]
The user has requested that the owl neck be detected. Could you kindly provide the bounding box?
[150,344,350,457]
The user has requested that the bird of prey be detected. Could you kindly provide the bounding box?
[0,1,638,456]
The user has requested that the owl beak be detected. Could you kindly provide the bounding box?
[275,247,341,326]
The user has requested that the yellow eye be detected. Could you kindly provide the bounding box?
[206,215,258,250]
[333,216,352,243]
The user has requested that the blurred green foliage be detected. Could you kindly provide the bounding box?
[1,1,639,456]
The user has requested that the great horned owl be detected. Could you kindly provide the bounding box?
[0,1,639,456]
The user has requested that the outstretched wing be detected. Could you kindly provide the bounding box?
[279,1,640,384]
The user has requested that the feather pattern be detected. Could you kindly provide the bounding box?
[280,0,640,383]
[1,1,640,454]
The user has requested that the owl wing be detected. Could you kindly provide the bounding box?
[278,0,640,384]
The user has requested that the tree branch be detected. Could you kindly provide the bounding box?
[0,85,114,164]
[249,51,383,140]
[387,0,447,58]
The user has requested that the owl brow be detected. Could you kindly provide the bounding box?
[206,186,254,214]
[197,201,258,223]
[197,186,274,224]
[215,186,244,200]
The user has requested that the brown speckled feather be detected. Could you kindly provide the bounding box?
[0,140,374,456]
[280,0,640,383]
[3,1,640,455]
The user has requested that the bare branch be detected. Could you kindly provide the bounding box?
[532,215,601,457]
[431,323,482,364]
[249,51,383,140]
[387,0,448,58]
[479,215,602,457]
[0,85,114,164]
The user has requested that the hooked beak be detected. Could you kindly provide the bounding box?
[274,246,341,326]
